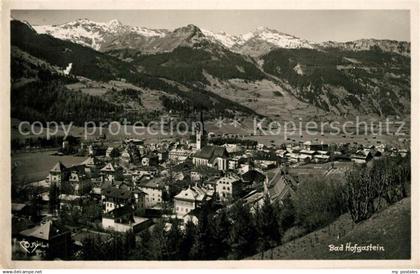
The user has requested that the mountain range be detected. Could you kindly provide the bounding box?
[11,18,411,125]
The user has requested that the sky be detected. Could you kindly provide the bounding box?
[11,10,410,42]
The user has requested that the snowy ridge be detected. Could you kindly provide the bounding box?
[30,19,409,56]
[33,18,168,50]
[203,27,315,50]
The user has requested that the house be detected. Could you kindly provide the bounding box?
[11,203,31,216]
[286,153,300,163]
[101,187,139,213]
[138,178,166,208]
[192,145,229,171]
[216,174,241,203]
[102,206,152,233]
[100,163,123,182]
[241,169,267,190]
[81,156,101,175]
[275,149,288,158]
[48,162,68,185]
[254,158,277,169]
[228,158,239,170]
[238,163,252,174]
[58,194,84,211]
[120,149,132,165]
[299,150,316,162]
[190,171,202,182]
[18,220,71,259]
[399,149,409,157]
[303,141,328,152]
[314,154,330,163]
[169,147,192,162]
[222,143,242,153]
[351,150,373,164]
[174,185,214,217]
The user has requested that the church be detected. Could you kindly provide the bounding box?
[191,115,229,171]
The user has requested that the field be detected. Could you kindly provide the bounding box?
[12,151,86,183]
[247,197,411,260]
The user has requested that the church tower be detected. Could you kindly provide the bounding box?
[196,112,207,150]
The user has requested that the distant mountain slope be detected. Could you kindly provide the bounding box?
[260,48,410,116]
[11,20,258,121]
[107,45,265,83]
[321,39,410,57]
[11,19,137,82]
[12,19,411,120]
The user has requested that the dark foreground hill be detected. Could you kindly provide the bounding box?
[247,197,410,260]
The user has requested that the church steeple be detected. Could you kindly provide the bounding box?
[196,111,207,150]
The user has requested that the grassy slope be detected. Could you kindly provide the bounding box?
[247,197,410,260]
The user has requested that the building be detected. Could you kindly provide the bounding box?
[174,185,214,217]
[138,178,166,208]
[102,206,152,233]
[351,150,373,164]
[81,156,101,174]
[48,162,68,185]
[228,158,239,170]
[264,171,295,204]
[195,114,207,150]
[216,174,241,203]
[303,141,328,152]
[192,146,229,171]
[100,163,122,182]
[169,147,192,162]
[101,186,138,213]
[67,169,92,195]
[18,220,71,259]
[299,150,316,161]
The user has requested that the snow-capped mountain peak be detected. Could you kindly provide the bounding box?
[27,19,409,56]
[32,18,167,51]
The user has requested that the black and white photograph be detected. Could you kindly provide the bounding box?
[1,0,419,269]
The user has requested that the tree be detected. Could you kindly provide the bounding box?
[228,200,258,259]
[49,183,60,215]
[149,220,168,260]
[292,178,346,230]
[210,209,231,259]
[133,229,154,260]
[165,219,183,260]
[346,155,411,223]
[189,205,212,259]
[179,220,196,260]
[256,195,281,257]
[278,194,296,231]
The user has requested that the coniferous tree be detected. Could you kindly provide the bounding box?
[210,209,231,259]
[179,220,197,260]
[228,200,258,259]
[256,195,282,257]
